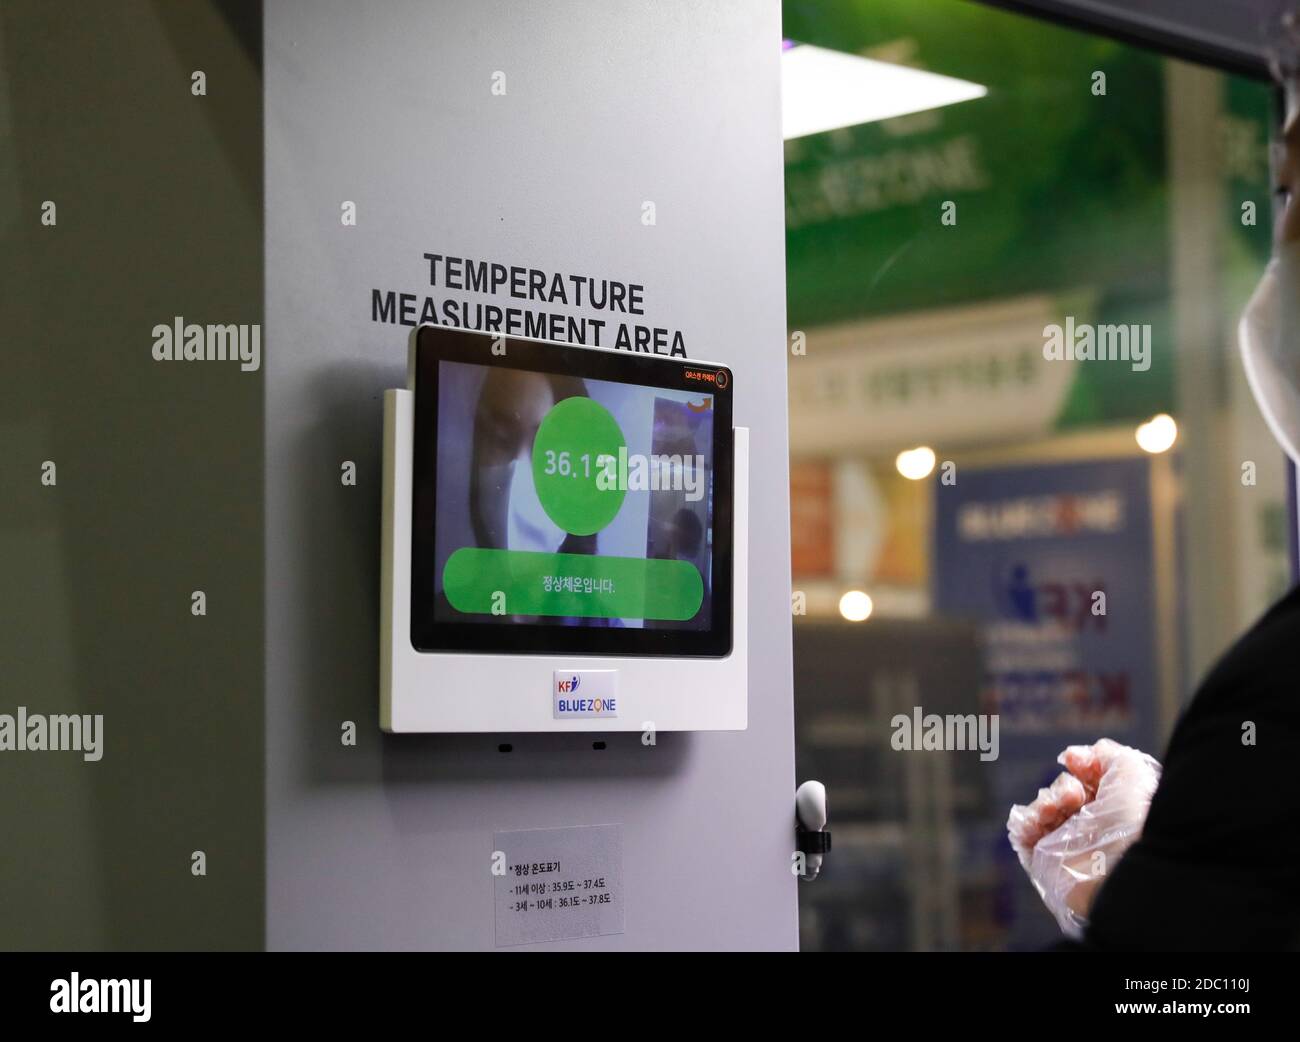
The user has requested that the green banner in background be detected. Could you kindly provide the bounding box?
[782,0,1273,431]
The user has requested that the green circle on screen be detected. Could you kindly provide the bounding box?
[532,396,626,536]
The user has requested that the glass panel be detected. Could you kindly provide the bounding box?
[784,0,1279,951]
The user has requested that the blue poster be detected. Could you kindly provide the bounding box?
[933,457,1159,947]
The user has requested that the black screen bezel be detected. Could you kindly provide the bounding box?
[410,325,734,658]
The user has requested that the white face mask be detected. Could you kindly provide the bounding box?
[1239,239,1300,464]
[475,458,566,554]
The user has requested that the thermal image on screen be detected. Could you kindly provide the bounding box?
[431,359,716,630]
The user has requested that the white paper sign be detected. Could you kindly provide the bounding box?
[494,824,625,947]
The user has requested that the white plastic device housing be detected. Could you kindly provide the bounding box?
[379,385,749,733]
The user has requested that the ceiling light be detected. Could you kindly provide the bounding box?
[839,590,874,622]
[896,445,937,480]
[1135,413,1177,454]
[782,42,987,140]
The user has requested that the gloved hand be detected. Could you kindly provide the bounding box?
[1006,738,1162,938]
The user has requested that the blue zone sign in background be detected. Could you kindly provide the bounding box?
[933,456,1159,947]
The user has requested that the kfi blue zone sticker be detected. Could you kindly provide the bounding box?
[553,669,618,718]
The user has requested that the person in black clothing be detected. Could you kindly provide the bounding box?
[1083,589,1300,949]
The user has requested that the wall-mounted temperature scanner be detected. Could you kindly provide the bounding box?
[380,326,749,732]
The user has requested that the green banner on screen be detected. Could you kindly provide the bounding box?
[442,547,704,621]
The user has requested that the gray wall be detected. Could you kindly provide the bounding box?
[0,0,263,950]
[265,0,799,949]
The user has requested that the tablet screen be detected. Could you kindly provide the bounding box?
[410,327,733,657]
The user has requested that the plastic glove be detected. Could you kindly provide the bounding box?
[1006,738,1162,938]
